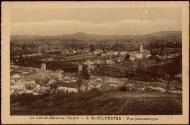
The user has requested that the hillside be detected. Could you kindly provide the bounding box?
[11,31,182,46]
[11,91,182,115]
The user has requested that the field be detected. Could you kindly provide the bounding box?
[10,91,182,115]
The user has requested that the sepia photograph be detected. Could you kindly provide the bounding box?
[1,1,189,124]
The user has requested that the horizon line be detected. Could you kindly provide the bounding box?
[11,30,182,37]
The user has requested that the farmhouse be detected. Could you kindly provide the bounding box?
[57,82,79,93]
[11,74,23,83]
[88,77,103,91]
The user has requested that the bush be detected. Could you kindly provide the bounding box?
[118,86,127,91]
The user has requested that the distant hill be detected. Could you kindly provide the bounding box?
[142,31,182,45]
[11,31,182,45]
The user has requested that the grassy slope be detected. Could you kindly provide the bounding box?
[10,91,182,115]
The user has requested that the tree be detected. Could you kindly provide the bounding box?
[136,60,145,72]
[111,43,125,51]
[82,65,90,80]
[124,53,130,63]
[159,42,164,54]
[89,44,95,52]
[165,74,171,92]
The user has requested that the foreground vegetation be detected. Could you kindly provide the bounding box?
[10,91,182,115]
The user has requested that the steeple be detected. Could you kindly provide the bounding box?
[140,42,143,53]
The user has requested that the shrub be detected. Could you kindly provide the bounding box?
[118,86,127,91]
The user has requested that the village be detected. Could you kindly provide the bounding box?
[10,42,182,96]
[6,3,184,117]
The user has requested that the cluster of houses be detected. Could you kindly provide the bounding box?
[10,61,181,96]
[10,65,78,95]
[10,42,152,95]
[10,63,128,96]
[79,76,127,92]
[80,42,152,74]
[156,53,180,60]
[10,42,181,96]
[43,42,151,64]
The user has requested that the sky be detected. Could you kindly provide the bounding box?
[10,7,182,35]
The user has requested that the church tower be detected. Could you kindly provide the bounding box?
[41,63,46,70]
[78,62,83,78]
[140,42,144,53]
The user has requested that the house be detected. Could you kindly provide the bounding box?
[141,49,151,58]
[25,89,34,95]
[103,77,125,91]
[129,56,136,62]
[79,79,89,92]
[54,69,64,81]
[119,51,128,56]
[62,76,77,83]
[80,84,88,92]
[58,86,78,93]
[33,91,41,95]
[35,84,41,91]
[145,53,151,58]
[79,60,93,73]
[47,79,58,93]
[116,57,124,63]
[88,78,103,91]
[24,77,36,85]
[94,59,104,65]
[10,83,25,92]
[11,74,21,81]
[147,86,167,93]
[38,85,50,94]
[101,53,106,57]
[174,73,182,80]
[84,60,97,73]
[135,53,143,59]
[85,60,95,66]
[106,59,113,64]
[10,76,26,95]
[87,65,96,73]
[106,51,113,56]
[57,82,79,93]
[105,77,124,85]
[114,51,119,56]
[48,79,56,85]
[93,49,103,55]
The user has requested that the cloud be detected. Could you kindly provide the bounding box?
[10,6,182,35]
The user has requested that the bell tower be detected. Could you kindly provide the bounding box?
[140,42,143,53]
[78,61,83,78]
[41,63,46,70]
